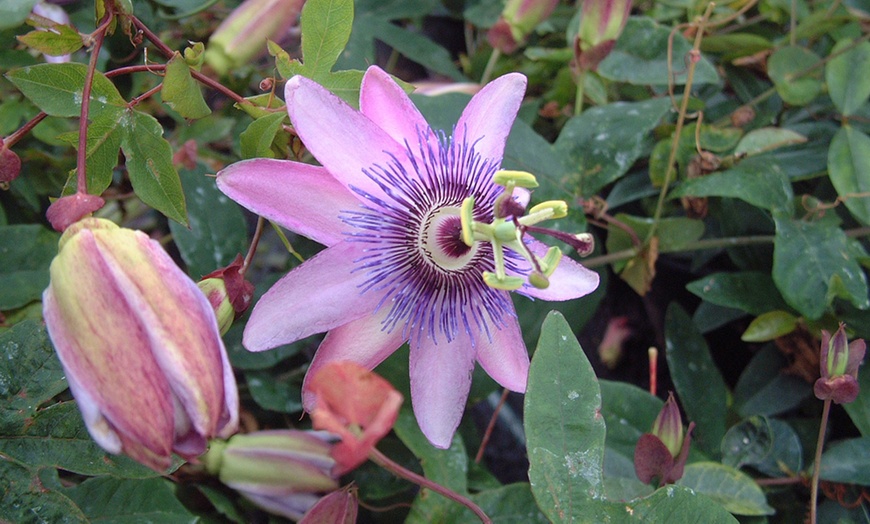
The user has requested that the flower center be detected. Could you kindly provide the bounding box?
[420,207,479,271]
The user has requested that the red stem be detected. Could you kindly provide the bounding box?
[75,15,113,196]
[369,448,492,524]
[475,389,509,464]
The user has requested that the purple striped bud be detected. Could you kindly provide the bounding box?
[575,0,632,71]
[487,0,559,54]
[204,0,304,75]
[42,218,239,471]
[814,323,866,404]
[204,430,340,520]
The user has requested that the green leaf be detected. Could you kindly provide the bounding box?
[0,462,87,523]
[299,0,354,77]
[60,106,126,195]
[0,0,39,31]
[168,165,248,278]
[751,418,803,477]
[772,216,869,319]
[686,271,789,316]
[665,304,728,457]
[844,358,870,437]
[677,462,774,515]
[244,369,303,414]
[599,380,663,459]
[365,17,464,81]
[733,345,812,418]
[65,477,198,523]
[161,52,211,119]
[700,33,773,61]
[828,125,870,225]
[463,483,549,523]
[17,24,83,56]
[5,63,125,117]
[120,110,188,225]
[525,312,618,523]
[670,154,794,212]
[0,224,58,309]
[0,321,66,426]
[767,46,823,106]
[239,111,287,159]
[819,437,870,486]
[720,416,774,469]
[734,127,807,157]
[630,485,739,523]
[553,97,673,196]
[0,401,172,478]
[741,310,799,342]
[598,17,719,86]
[826,39,870,116]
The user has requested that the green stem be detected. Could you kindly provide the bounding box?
[480,48,501,85]
[269,221,305,263]
[647,3,716,244]
[574,68,587,116]
[369,448,492,524]
[809,398,832,524]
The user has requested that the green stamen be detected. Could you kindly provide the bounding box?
[493,170,539,188]
[460,197,475,246]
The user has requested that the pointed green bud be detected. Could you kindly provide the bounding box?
[493,170,539,189]
[198,278,234,335]
[651,392,684,458]
[529,200,568,219]
[482,271,525,290]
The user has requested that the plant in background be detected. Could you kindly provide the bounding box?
[42,217,239,471]
[217,65,599,448]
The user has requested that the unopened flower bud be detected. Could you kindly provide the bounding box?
[814,323,866,404]
[204,0,304,75]
[634,391,694,486]
[575,0,632,71]
[43,218,239,471]
[0,139,21,188]
[204,430,339,521]
[198,255,254,335]
[300,486,359,524]
[487,0,559,54]
[652,392,684,458]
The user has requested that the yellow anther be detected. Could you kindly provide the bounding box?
[528,200,568,219]
[460,197,475,246]
[482,271,525,290]
[493,170,539,189]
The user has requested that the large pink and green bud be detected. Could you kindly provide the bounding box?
[203,430,339,520]
[204,0,304,75]
[487,0,560,54]
[42,217,239,471]
[814,323,866,404]
[575,0,632,71]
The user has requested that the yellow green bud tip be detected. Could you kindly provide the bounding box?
[460,197,475,246]
[493,170,539,189]
[541,246,563,277]
[482,271,525,290]
[528,272,550,289]
[58,217,119,251]
[529,200,568,219]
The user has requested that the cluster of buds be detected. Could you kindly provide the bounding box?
[487,0,559,54]
[42,218,239,471]
[204,0,304,75]
[574,0,632,72]
[634,392,694,486]
[814,323,866,404]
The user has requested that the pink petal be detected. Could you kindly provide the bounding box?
[515,238,600,301]
[359,66,436,149]
[475,314,529,393]
[454,73,526,163]
[409,330,477,449]
[217,159,360,247]
[285,75,409,206]
[302,308,408,411]
[243,241,382,351]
